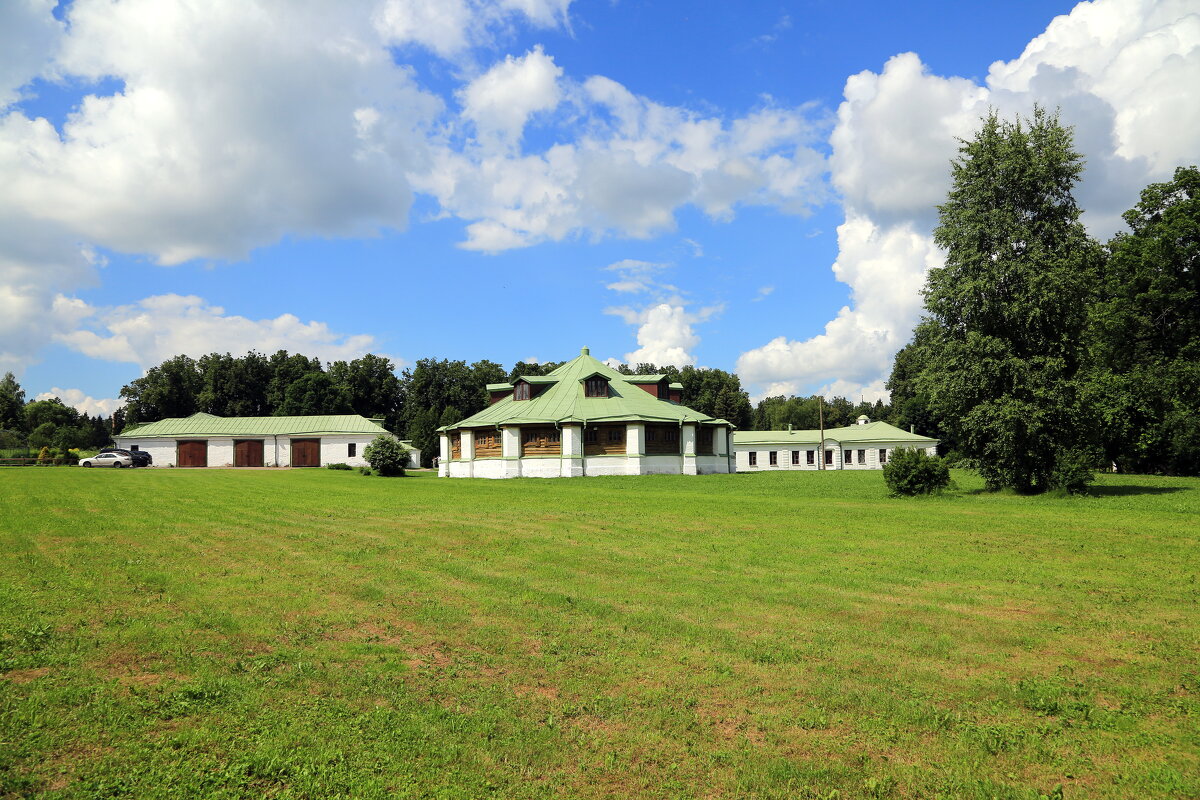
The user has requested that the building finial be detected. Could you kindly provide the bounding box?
[581,346,590,355]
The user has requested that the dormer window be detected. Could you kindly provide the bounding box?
[514,382,531,401]
[585,377,608,397]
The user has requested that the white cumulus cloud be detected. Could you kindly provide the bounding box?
[738,0,1200,399]
[35,387,121,417]
[56,294,378,370]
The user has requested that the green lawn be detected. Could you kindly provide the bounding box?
[1,468,1197,799]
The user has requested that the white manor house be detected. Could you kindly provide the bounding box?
[438,348,734,479]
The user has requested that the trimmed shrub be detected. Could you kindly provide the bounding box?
[363,435,409,477]
[325,462,353,471]
[882,447,950,496]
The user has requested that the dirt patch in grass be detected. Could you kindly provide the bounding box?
[2,666,50,684]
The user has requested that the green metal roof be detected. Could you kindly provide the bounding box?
[116,412,390,438]
[442,348,730,430]
[486,383,514,392]
[625,374,667,383]
[733,421,938,446]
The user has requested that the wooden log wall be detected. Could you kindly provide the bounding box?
[521,427,561,456]
[644,423,680,455]
[583,424,626,456]
[474,429,502,457]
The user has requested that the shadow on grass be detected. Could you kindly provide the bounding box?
[957,484,1190,498]
[1087,484,1190,497]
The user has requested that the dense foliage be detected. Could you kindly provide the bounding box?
[0,372,115,457]
[907,108,1102,493]
[363,435,410,476]
[1084,166,1200,475]
[120,351,400,428]
[752,394,891,432]
[882,447,951,496]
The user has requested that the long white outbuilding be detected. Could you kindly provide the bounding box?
[115,412,419,468]
[732,416,938,472]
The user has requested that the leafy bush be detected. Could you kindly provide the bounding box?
[1049,448,1097,495]
[363,435,409,477]
[359,466,372,476]
[325,462,353,470]
[882,447,950,496]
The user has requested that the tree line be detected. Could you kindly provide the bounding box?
[0,373,115,456]
[888,107,1199,490]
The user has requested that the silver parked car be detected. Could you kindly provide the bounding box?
[79,452,133,468]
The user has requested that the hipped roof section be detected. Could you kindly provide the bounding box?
[443,349,732,430]
[118,412,391,438]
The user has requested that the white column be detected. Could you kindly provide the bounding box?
[626,422,645,475]
[681,423,698,475]
[438,434,449,477]
[461,429,475,478]
[502,426,521,478]
[561,425,583,477]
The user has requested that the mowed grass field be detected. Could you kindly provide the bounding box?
[1,468,1197,799]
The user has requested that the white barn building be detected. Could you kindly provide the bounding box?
[114,412,418,468]
[733,416,938,472]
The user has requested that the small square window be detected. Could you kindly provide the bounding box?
[844,449,852,464]
[879,448,888,464]
[806,450,815,465]
[348,443,356,457]
[514,382,531,400]
[769,451,778,466]
[585,377,608,397]
[791,450,800,465]
[749,451,757,466]
[858,449,866,464]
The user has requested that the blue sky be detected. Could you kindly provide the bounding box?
[1,0,1196,415]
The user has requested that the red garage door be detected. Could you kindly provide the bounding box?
[234,440,264,467]
[291,438,320,467]
[177,440,207,467]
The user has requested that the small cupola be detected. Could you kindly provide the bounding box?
[856,415,870,425]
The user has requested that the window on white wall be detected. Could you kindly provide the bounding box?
[348,443,356,457]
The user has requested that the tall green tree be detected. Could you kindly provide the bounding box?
[119,355,203,424]
[1085,166,1200,475]
[267,351,324,414]
[914,107,1102,492]
[329,354,403,429]
[886,332,946,445]
[278,372,353,416]
[0,372,26,432]
[399,359,505,466]
[197,351,272,417]
[506,361,564,382]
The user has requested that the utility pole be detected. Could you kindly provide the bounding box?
[817,395,825,470]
